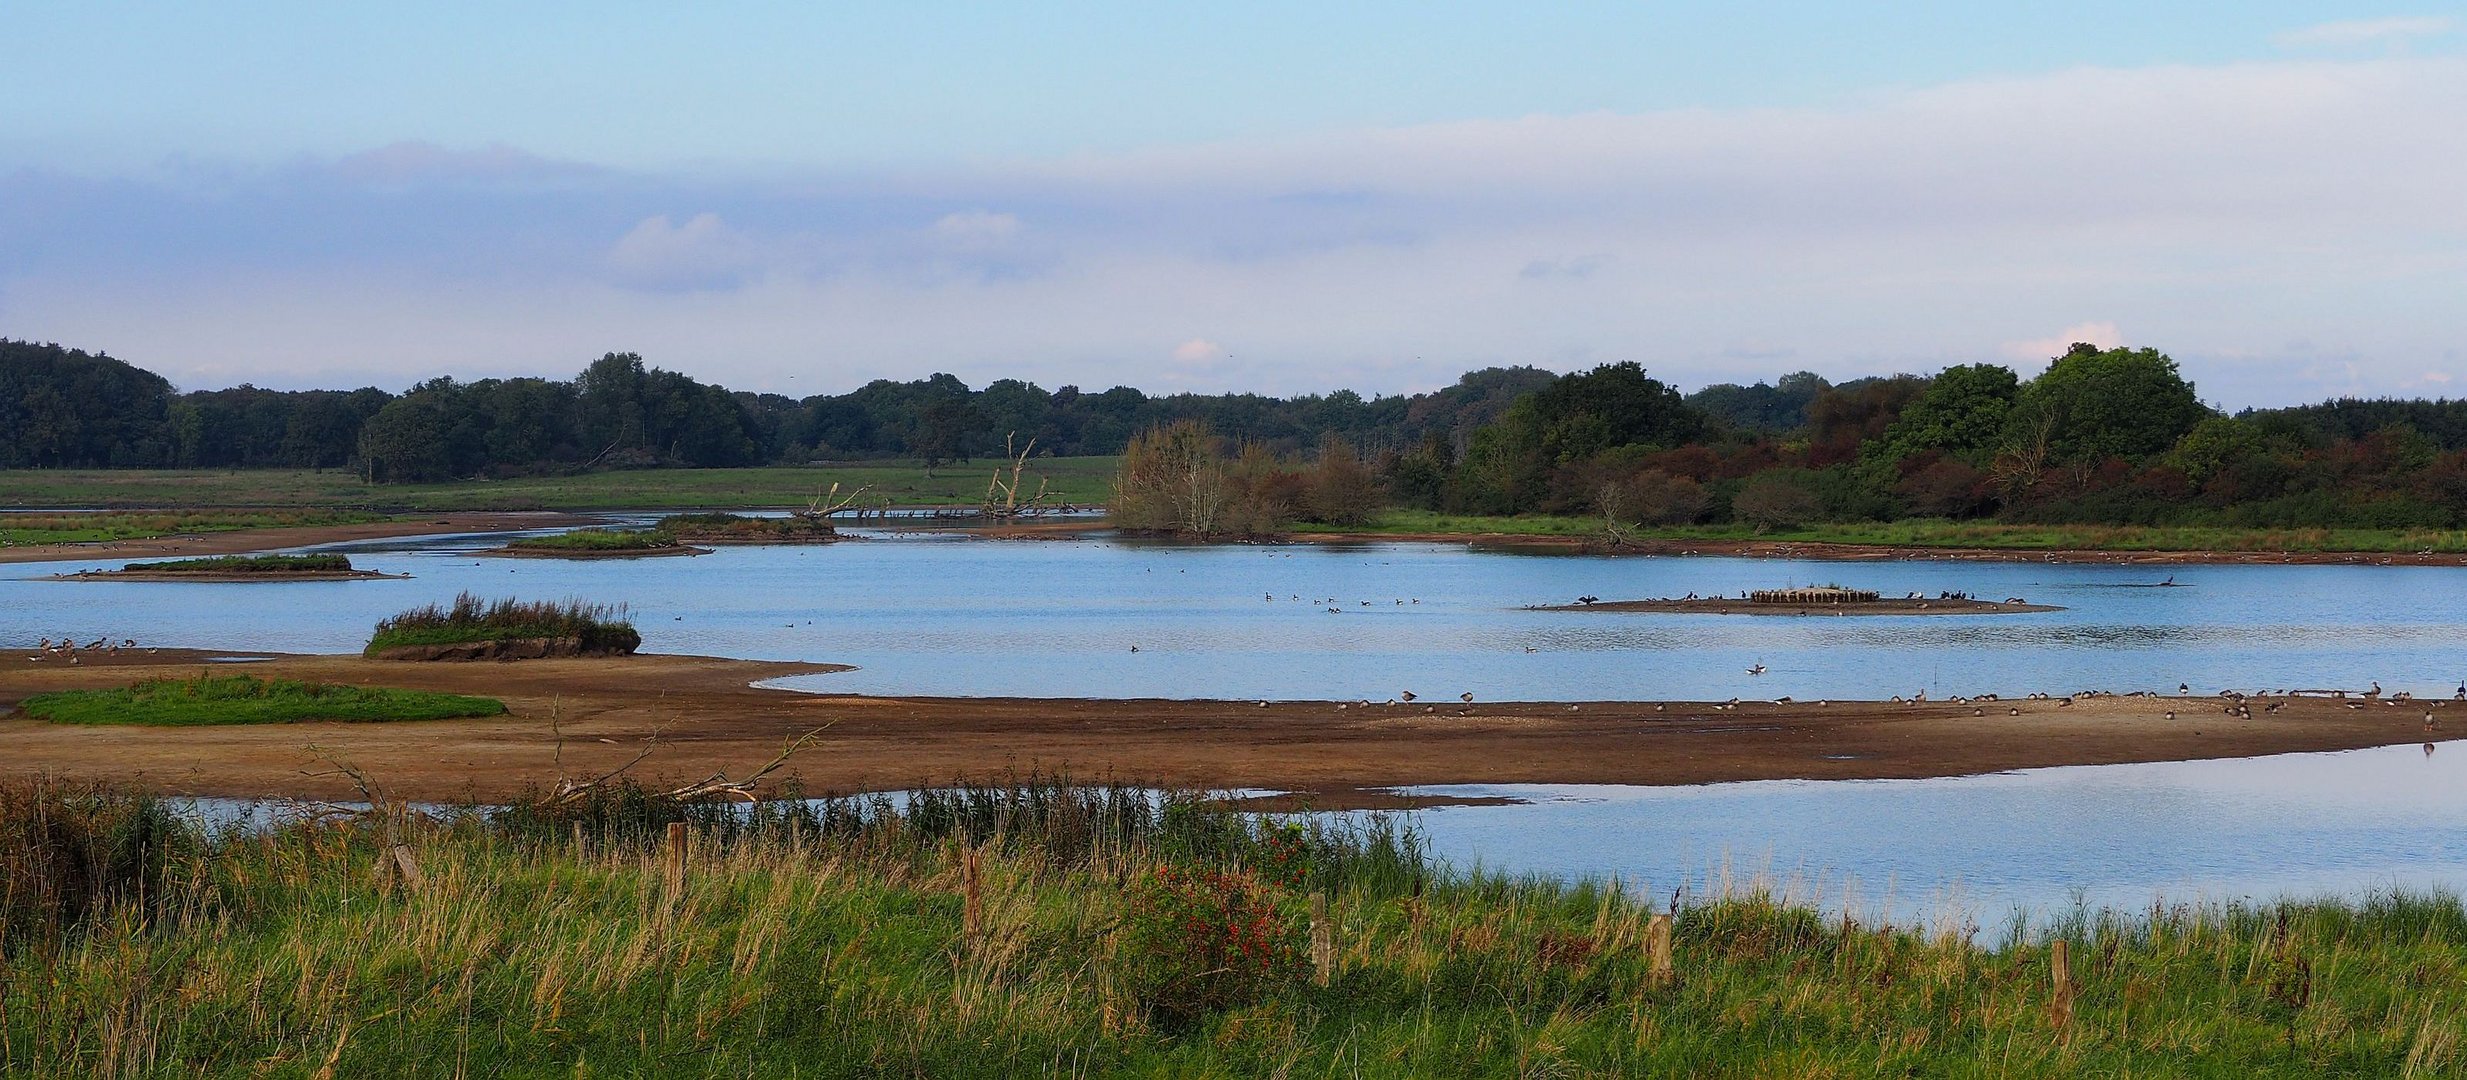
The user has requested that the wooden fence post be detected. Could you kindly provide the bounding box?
[665,821,688,895]
[390,845,426,893]
[2049,938,2075,1031]
[1309,894,1335,987]
[1646,914,1675,988]
[962,847,983,941]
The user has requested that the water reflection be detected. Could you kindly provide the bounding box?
[1395,743,2467,936]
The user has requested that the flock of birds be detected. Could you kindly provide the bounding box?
[25,637,149,665]
[1263,593,1422,614]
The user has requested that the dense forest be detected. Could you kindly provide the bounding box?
[6,337,2467,531]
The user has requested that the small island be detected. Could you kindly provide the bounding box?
[1539,585,2062,616]
[53,553,408,582]
[365,594,643,661]
[654,511,846,545]
[477,528,712,559]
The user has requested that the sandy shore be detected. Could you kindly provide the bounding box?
[1537,597,2061,616]
[2,650,2455,809]
[0,512,605,566]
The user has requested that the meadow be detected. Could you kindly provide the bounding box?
[0,459,1121,513]
[0,509,382,546]
[5,778,2464,1077]
[14,674,505,727]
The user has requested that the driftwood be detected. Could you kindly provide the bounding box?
[542,714,833,806]
[983,433,1058,521]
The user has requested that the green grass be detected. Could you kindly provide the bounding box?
[0,459,1120,512]
[6,778,2466,1076]
[0,508,383,546]
[656,511,842,541]
[504,528,680,551]
[114,553,357,574]
[364,593,641,656]
[1297,510,2467,555]
[14,674,504,726]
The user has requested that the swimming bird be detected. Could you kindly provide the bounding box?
[1747,664,1767,676]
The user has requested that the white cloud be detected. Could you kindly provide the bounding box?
[606,212,755,291]
[931,210,1021,244]
[2001,322,2125,365]
[1171,338,1226,364]
[2274,16,2457,50]
[9,55,2467,407]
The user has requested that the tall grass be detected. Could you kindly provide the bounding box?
[364,592,640,654]
[5,777,2466,1076]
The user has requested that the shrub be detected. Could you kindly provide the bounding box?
[1120,863,1306,1026]
[117,553,355,573]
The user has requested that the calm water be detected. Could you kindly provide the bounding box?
[11,524,2467,922]
[1399,743,2467,934]
[5,525,2463,701]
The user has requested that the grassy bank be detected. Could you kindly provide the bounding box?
[364,594,641,655]
[1297,510,2467,555]
[14,674,504,727]
[6,779,2465,1077]
[0,509,383,546]
[0,459,1119,512]
[114,553,356,574]
[657,511,842,542]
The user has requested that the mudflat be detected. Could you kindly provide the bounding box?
[1,650,2453,808]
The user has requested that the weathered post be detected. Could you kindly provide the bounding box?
[665,821,688,895]
[962,846,983,941]
[2050,938,2075,1031]
[1309,894,1335,987]
[1646,913,1675,988]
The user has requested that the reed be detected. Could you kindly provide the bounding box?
[4,778,2464,1077]
[363,592,640,655]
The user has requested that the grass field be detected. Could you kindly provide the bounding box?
[364,594,641,655]
[14,674,504,726]
[6,778,2464,1077]
[0,508,383,546]
[1298,511,2467,555]
[0,459,1120,512]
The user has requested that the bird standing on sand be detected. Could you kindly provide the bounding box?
[1460,692,1475,703]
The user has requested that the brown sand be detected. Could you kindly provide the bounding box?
[2,650,2454,809]
[0,512,605,565]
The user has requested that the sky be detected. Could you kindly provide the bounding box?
[2,3,2463,408]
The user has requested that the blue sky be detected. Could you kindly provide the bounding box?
[3,3,2463,404]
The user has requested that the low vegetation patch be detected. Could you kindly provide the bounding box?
[655,511,840,541]
[14,674,504,726]
[114,552,357,574]
[1297,510,2467,555]
[0,509,382,547]
[5,776,2465,1075]
[363,592,640,656]
[504,527,682,551]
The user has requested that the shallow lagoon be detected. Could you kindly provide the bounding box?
[6,525,2463,702]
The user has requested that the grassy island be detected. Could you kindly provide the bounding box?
[500,528,698,554]
[118,553,355,574]
[4,778,2464,1076]
[14,674,504,726]
[655,511,842,543]
[364,594,641,658]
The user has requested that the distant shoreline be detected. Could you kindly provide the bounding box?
[1534,596,2062,615]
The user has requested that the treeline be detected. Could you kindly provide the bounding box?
[0,340,1549,480]
[9,337,2467,532]
[1117,346,2467,535]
